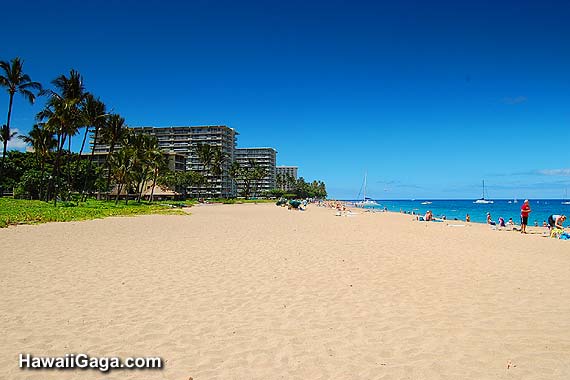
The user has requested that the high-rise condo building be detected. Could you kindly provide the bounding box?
[92,125,238,198]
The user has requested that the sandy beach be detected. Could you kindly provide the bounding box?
[1,203,570,379]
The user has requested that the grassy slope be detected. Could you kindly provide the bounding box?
[0,199,188,228]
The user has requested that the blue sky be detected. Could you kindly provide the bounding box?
[2,0,569,199]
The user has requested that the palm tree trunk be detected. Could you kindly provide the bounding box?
[50,132,67,206]
[78,126,89,156]
[115,183,122,205]
[73,126,90,202]
[1,142,6,174]
[150,169,158,202]
[48,132,62,202]
[136,170,146,203]
[39,160,46,202]
[81,125,99,201]
[0,92,15,179]
[105,143,116,197]
[67,137,73,201]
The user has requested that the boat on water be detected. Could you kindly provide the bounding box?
[563,189,570,205]
[357,198,379,207]
[421,201,432,205]
[355,172,379,207]
[473,180,494,204]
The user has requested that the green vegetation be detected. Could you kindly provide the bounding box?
[0,198,187,228]
[267,177,327,199]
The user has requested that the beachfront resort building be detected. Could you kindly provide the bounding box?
[234,148,277,197]
[276,166,299,191]
[92,125,238,198]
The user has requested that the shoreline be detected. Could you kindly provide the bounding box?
[327,201,567,239]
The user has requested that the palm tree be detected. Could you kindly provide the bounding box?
[79,94,106,156]
[80,94,107,200]
[210,147,225,176]
[109,147,134,205]
[18,123,56,164]
[236,158,258,199]
[38,70,86,204]
[100,114,126,194]
[128,133,158,202]
[0,57,42,172]
[251,165,268,199]
[196,143,214,199]
[50,70,87,153]
[147,148,166,202]
[276,172,284,191]
[18,124,56,200]
[210,146,228,197]
[189,171,207,198]
[0,123,17,159]
[286,173,296,193]
[228,161,241,198]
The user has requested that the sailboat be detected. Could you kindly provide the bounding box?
[355,172,379,207]
[473,180,494,204]
[562,189,570,205]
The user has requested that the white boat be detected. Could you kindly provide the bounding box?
[357,198,379,206]
[563,189,570,205]
[421,201,432,205]
[473,180,494,204]
[355,172,379,207]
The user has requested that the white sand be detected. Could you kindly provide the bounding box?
[1,203,570,379]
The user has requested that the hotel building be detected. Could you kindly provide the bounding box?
[92,125,238,198]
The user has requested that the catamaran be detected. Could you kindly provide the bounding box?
[473,180,494,204]
[355,172,379,207]
[562,189,570,205]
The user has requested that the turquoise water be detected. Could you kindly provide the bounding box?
[349,199,570,225]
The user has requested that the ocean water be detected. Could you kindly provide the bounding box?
[348,199,570,225]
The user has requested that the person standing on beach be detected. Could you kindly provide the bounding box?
[520,199,531,234]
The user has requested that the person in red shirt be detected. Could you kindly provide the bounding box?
[520,199,531,234]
